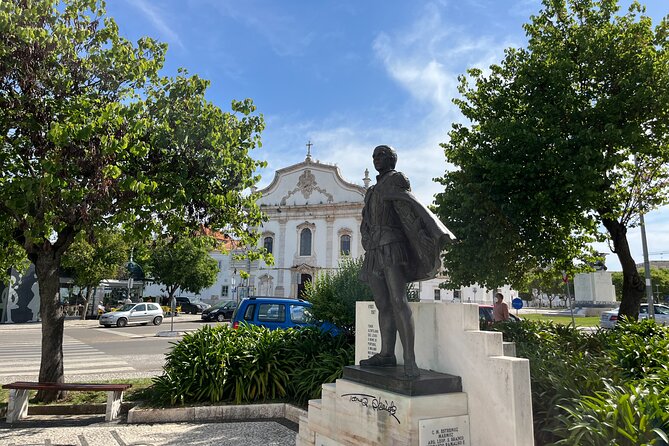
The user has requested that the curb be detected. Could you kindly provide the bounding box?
[2,402,307,426]
[128,403,307,425]
[26,402,134,416]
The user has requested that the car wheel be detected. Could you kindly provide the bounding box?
[104,324,112,328]
[216,313,226,322]
[153,316,163,326]
[116,318,128,328]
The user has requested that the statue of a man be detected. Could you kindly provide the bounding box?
[359,145,453,377]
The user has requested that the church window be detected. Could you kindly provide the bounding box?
[263,236,273,254]
[340,234,351,256]
[300,228,312,256]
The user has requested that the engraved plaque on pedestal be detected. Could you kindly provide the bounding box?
[419,415,470,446]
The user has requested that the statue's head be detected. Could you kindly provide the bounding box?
[373,145,397,172]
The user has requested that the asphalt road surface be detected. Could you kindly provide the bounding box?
[0,314,222,384]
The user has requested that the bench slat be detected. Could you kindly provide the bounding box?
[2,381,131,392]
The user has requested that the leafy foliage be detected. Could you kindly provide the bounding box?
[302,257,373,331]
[612,268,669,302]
[148,236,219,302]
[0,0,265,398]
[495,319,669,445]
[434,0,669,319]
[61,229,129,306]
[151,324,353,406]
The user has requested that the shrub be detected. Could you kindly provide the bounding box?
[553,382,669,446]
[303,257,373,331]
[151,324,353,406]
[495,319,669,445]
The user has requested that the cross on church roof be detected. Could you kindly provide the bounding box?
[306,140,313,161]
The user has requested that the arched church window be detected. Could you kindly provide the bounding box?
[300,228,312,256]
[263,236,273,254]
[340,234,351,256]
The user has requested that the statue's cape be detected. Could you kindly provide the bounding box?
[384,188,455,282]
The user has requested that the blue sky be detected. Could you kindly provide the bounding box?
[104,0,668,272]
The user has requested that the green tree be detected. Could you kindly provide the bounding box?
[612,267,669,302]
[0,0,265,401]
[435,0,669,321]
[148,237,219,305]
[303,257,373,332]
[518,268,569,309]
[61,230,129,319]
[0,220,29,283]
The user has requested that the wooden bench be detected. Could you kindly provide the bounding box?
[2,381,132,423]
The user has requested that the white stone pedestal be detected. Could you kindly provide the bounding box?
[574,271,617,304]
[297,379,468,446]
[298,302,534,446]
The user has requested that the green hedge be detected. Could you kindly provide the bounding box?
[151,324,353,406]
[493,319,669,445]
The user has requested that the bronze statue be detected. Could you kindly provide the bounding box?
[359,145,453,377]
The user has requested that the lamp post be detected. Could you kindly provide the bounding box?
[562,272,576,328]
[640,212,655,319]
[636,155,654,319]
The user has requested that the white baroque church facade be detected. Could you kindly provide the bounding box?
[253,151,367,298]
[144,148,510,306]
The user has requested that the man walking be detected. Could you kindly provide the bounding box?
[493,293,510,322]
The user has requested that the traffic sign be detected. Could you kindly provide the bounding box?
[512,298,523,310]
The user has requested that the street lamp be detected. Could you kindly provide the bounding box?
[640,212,655,319]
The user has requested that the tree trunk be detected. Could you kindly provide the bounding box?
[602,217,644,320]
[80,286,93,320]
[34,253,66,402]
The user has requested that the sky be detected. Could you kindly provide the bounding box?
[104,0,669,272]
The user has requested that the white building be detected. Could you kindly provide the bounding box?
[253,151,367,298]
[145,148,509,306]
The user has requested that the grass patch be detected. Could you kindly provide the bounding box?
[0,378,154,406]
[519,313,600,327]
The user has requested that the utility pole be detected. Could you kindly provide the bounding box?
[640,212,655,318]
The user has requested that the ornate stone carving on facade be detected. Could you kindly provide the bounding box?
[280,169,334,205]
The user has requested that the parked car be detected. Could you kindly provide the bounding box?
[175,297,210,314]
[600,303,669,329]
[201,300,238,322]
[99,302,163,328]
[231,297,339,334]
[478,305,521,326]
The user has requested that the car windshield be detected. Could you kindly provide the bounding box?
[211,300,234,309]
[118,304,135,312]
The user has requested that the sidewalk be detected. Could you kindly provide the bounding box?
[0,416,298,445]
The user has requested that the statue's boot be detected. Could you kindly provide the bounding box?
[404,360,420,378]
[360,353,397,367]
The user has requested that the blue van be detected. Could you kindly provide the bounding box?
[231,297,339,334]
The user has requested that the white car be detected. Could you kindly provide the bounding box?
[600,303,669,329]
[99,302,164,328]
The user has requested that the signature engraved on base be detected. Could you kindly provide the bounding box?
[341,392,400,424]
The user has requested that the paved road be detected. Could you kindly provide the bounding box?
[0,315,223,384]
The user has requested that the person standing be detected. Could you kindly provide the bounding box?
[358,145,453,377]
[493,293,510,322]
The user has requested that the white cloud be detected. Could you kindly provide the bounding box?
[257,1,519,206]
[129,0,184,49]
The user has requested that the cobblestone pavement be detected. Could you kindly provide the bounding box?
[0,417,297,446]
